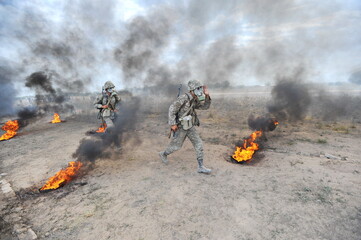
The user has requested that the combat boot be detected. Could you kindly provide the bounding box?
[197,159,212,174]
[159,151,168,164]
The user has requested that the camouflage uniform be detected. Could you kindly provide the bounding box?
[94,81,121,128]
[160,81,212,173]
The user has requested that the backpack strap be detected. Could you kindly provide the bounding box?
[180,93,194,119]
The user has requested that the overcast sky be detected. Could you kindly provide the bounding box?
[1,0,360,97]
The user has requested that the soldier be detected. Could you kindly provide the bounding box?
[159,80,212,174]
[94,81,121,130]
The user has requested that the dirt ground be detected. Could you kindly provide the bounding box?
[1,88,361,240]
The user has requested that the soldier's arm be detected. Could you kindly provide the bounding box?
[195,95,211,110]
[168,95,187,126]
[112,92,121,107]
[113,92,121,103]
[112,92,121,111]
[94,95,103,109]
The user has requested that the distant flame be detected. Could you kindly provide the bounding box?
[0,120,19,141]
[96,123,107,133]
[40,161,83,191]
[51,113,62,123]
[232,130,262,162]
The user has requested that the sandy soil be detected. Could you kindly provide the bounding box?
[1,89,361,240]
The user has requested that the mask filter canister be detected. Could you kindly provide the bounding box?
[194,87,205,101]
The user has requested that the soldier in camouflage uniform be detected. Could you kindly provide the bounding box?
[159,80,212,174]
[94,81,121,130]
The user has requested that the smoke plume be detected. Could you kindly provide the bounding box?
[0,66,17,117]
[248,114,278,132]
[25,71,56,95]
[312,91,361,121]
[17,107,38,127]
[267,76,311,121]
[0,0,359,118]
[73,97,140,163]
[248,70,311,130]
[15,71,74,125]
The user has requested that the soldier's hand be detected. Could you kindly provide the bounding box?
[171,125,178,132]
[101,105,108,109]
[203,85,209,96]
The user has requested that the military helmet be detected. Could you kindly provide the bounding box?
[103,81,115,90]
[188,80,202,91]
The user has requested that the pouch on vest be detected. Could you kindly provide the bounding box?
[193,114,200,126]
[180,115,193,130]
[102,109,111,117]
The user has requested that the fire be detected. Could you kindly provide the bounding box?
[51,113,62,123]
[0,120,19,141]
[96,123,107,133]
[40,161,83,191]
[232,130,263,162]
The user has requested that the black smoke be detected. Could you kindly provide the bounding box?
[247,70,311,130]
[0,0,359,127]
[267,79,311,121]
[0,66,17,117]
[312,91,361,122]
[248,114,278,132]
[73,97,140,163]
[10,71,75,126]
[72,138,109,163]
[1,0,359,102]
[25,71,73,109]
[17,107,38,127]
[25,71,56,95]
[114,8,182,96]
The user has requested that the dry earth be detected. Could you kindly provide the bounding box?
[1,88,361,240]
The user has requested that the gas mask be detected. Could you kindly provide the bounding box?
[102,87,107,95]
[106,88,113,93]
[193,86,205,101]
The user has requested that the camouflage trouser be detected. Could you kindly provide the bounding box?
[104,117,114,128]
[164,126,203,162]
[99,110,116,129]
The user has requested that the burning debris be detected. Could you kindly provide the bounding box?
[230,79,311,163]
[0,120,19,141]
[248,114,279,132]
[232,130,263,162]
[39,161,83,192]
[50,113,63,123]
[96,123,107,133]
[231,117,279,163]
[19,71,75,125]
[39,98,140,192]
[86,123,107,135]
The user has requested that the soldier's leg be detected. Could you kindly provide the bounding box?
[187,127,212,174]
[159,128,187,164]
[103,117,120,150]
[104,118,114,129]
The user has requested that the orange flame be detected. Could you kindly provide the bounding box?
[40,161,83,191]
[51,113,62,123]
[0,120,19,141]
[232,130,262,162]
[96,123,107,133]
